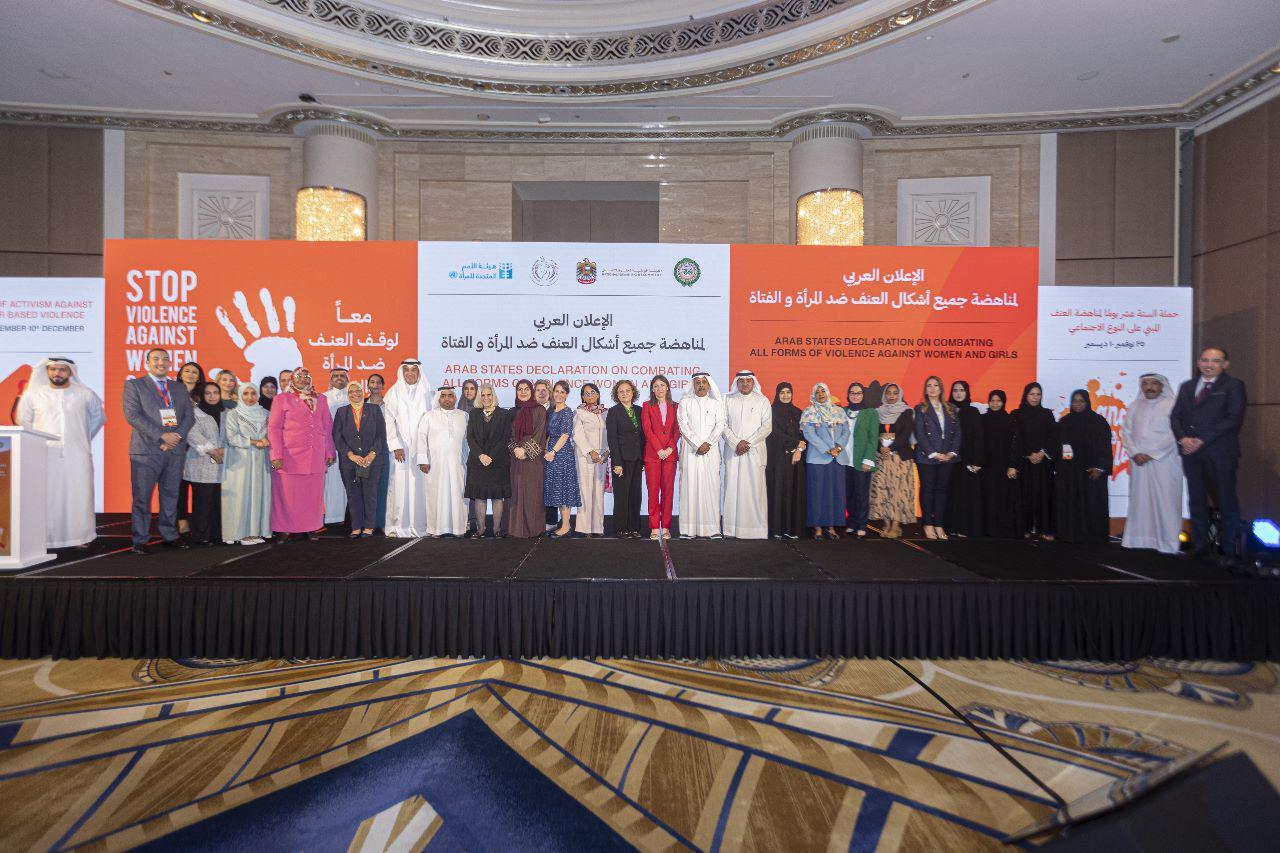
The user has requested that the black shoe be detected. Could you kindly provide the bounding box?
[162,538,190,550]
[129,545,148,555]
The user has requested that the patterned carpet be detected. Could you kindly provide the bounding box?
[0,656,1276,851]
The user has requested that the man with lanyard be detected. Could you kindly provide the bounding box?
[122,348,195,553]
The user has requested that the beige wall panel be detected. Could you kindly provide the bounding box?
[1056,132,1116,260]
[47,128,104,255]
[48,254,104,277]
[1114,129,1176,260]
[590,200,659,243]
[1192,238,1268,404]
[1194,106,1268,255]
[420,180,512,240]
[520,199,592,242]
[659,182,750,244]
[1237,406,1276,521]
[123,131,302,239]
[0,126,50,253]
[1112,256,1174,285]
[863,135,1038,247]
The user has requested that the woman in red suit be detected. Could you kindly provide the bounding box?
[641,374,680,539]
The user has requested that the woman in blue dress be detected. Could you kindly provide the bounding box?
[800,382,851,540]
[543,380,582,538]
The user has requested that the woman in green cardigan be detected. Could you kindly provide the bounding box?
[839,382,881,538]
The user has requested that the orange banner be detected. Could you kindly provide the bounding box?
[729,245,1037,405]
[103,240,417,512]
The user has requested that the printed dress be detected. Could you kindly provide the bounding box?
[543,406,582,507]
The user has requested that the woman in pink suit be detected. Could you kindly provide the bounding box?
[641,374,680,539]
[267,367,336,541]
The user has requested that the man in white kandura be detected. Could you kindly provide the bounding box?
[416,384,469,537]
[1121,373,1184,554]
[16,357,106,548]
[382,358,433,537]
[722,369,772,539]
[321,367,350,526]
[677,372,726,538]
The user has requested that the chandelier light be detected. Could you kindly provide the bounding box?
[796,188,864,246]
[295,187,366,241]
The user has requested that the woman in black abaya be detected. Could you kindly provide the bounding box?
[980,390,1023,538]
[1053,388,1113,543]
[943,380,984,537]
[765,381,807,539]
[1011,381,1056,540]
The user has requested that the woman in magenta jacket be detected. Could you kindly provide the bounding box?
[641,374,680,539]
[267,366,336,541]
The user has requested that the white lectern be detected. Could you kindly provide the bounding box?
[0,426,57,571]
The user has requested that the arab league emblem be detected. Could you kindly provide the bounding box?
[673,257,701,287]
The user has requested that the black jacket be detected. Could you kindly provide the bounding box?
[606,404,645,463]
[1171,372,1246,458]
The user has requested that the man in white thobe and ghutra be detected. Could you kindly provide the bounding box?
[382,359,433,537]
[415,384,469,537]
[1121,373,1184,554]
[722,370,772,539]
[322,367,350,526]
[676,372,726,538]
[16,357,105,548]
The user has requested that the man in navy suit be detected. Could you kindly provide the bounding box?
[122,348,195,553]
[1171,346,1247,564]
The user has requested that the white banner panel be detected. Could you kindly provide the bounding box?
[0,278,107,511]
[419,242,730,402]
[1037,286,1193,516]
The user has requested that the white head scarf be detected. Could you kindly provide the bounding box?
[34,357,84,387]
[432,384,459,411]
[229,382,269,428]
[384,359,432,410]
[800,381,846,427]
[682,371,722,402]
[725,370,768,402]
[1124,373,1176,452]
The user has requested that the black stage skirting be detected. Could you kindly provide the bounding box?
[2,519,1277,661]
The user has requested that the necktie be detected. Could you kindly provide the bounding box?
[1194,381,1213,405]
[154,377,172,408]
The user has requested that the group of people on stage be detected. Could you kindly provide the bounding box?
[18,344,1247,568]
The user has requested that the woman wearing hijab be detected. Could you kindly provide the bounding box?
[459,379,479,414]
[466,383,512,538]
[944,380,985,538]
[267,366,336,542]
[333,381,387,538]
[366,372,390,532]
[1054,388,1113,543]
[869,383,916,539]
[573,383,610,537]
[1121,374,1181,554]
[839,382,880,539]
[508,378,548,538]
[544,380,582,538]
[980,390,1023,538]
[175,361,206,536]
[800,382,850,540]
[222,382,272,544]
[258,376,278,411]
[184,381,225,546]
[766,381,807,539]
[641,374,680,539]
[1012,381,1057,540]
[606,380,646,538]
[913,376,961,540]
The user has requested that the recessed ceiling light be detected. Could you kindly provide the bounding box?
[379,85,398,94]
[666,115,680,122]
[38,67,72,80]
[537,113,552,123]
[1077,70,1100,81]
[924,34,933,41]
[742,86,761,95]
[475,113,490,121]
[961,72,970,79]
[893,12,915,25]
[1161,33,1180,43]
[1271,64,1280,74]
[163,70,173,77]
[190,10,212,24]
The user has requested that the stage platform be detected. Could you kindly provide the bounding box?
[2,516,1277,661]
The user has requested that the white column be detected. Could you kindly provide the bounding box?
[103,129,125,239]
[1038,133,1057,285]
[788,123,866,244]
[297,121,379,239]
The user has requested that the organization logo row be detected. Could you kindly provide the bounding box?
[447,256,702,287]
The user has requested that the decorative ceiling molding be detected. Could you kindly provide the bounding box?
[130,0,973,97]
[2,64,1276,141]
[239,0,864,67]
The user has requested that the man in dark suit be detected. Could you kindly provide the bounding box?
[1171,346,1247,564]
[123,348,195,553]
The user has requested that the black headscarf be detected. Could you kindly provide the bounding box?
[948,380,975,411]
[1012,381,1055,454]
[196,381,223,424]
[981,389,1018,468]
[845,382,867,412]
[459,378,478,413]
[948,379,983,464]
[769,382,803,456]
[1057,388,1112,472]
[258,376,278,411]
